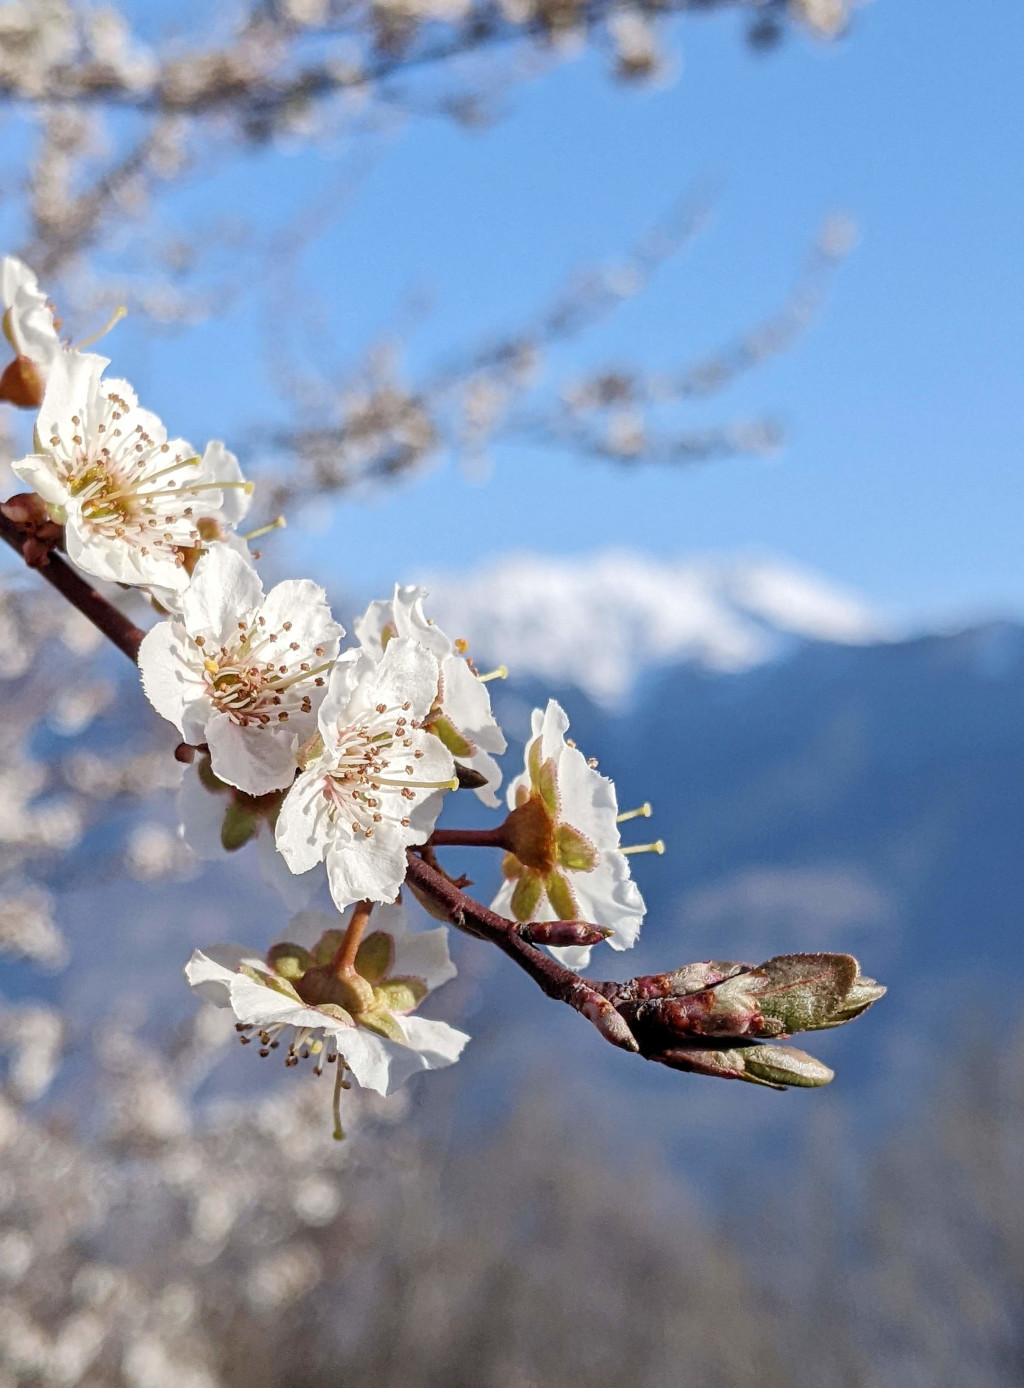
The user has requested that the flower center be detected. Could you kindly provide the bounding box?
[46,392,249,564]
[197,620,331,727]
[317,702,452,839]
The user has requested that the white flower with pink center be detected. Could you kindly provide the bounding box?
[139,545,344,796]
[275,637,457,909]
[355,584,507,806]
[12,351,252,592]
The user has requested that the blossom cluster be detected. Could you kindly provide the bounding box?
[1,257,662,1118]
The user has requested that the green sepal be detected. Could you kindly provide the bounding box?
[501,851,523,881]
[318,1002,355,1025]
[526,738,559,815]
[510,870,543,922]
[220,802,259,851]
[555,823,599,872]
[262,974,303,1003]
[198,755,228,794]
[359,1008,408,1044]
[430,714,475,758]
[266,942,313,981]
[312,929,346,966]
[376,977,428,1014]
[545,870,578,921]
[355,930,394,985]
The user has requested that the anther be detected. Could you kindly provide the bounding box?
[617,802,652,823]
[477,666,508,683]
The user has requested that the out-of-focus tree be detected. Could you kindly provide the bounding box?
[0,0,857,492]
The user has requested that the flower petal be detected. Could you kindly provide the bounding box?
[138,620,197,733]
[181,546,264,645]
[275,765,332,875]
[206,711,300,796]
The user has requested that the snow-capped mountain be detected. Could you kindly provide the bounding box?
[423,552,889,707]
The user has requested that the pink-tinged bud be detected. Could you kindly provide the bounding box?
[624,961,749,1002]
[0,492,63,567]
[0,355,44,408]
[653,989,779,1040]
[1,492,52,529]
[578,987,639,1052]
[519,920,612,948]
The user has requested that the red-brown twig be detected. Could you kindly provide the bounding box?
[0,509,145,662]
[404,850,639,1052]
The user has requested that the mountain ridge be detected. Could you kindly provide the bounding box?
[425,550,890,708]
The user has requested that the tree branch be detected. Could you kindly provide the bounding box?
[0,511,144,663]
[0,498,881,1088]
[404,849,640,1051]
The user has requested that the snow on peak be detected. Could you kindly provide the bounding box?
[421,551,886,708]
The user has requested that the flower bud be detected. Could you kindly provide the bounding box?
[0,355,44,408]
[623,961,748,1002]
[579,988,639,1052]
[518,920,612,948]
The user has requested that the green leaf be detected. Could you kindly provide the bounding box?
[741,1044,834,1088]
[739,953,859,1034]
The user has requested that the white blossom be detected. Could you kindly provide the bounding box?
[139,546,343,796]
[492,698,646,968]
[12,351,253,593]
[185,904,469,1097]
[355,584,507,806]
[1,256,61,378]
[275,637,456,909]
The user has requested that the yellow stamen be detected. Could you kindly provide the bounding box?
[203,659,220,674]
[371,776,459,791]
[477,666,508,683]
[622,840,665,856]
[244,515,287,542]
[73,304,127,350]
[617,802,652,823]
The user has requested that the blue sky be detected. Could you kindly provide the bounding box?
[13,0,1024,626]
